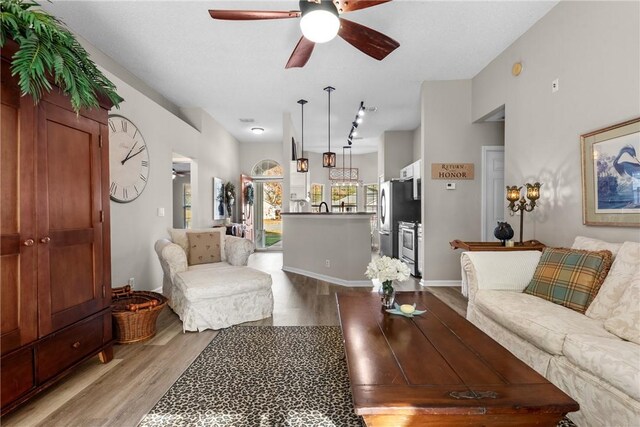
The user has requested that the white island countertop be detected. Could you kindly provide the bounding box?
[281,212,373,287]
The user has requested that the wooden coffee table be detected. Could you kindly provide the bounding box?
[336,291,579,426]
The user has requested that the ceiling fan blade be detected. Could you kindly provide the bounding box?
[333,0,391,14]
[209,10,301,21]
[338,17,399,61]
[285,36,316,69]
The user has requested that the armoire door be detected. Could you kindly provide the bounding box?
[36,101,108,337]
[0,57,38,355]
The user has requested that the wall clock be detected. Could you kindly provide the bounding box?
[108,115,149,203]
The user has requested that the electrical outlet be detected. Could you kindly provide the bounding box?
[551,78,559,93]
[325,259,330,268]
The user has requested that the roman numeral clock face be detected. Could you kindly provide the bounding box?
[108,116,149,203]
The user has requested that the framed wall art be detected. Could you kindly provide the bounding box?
[213,177,225,220]
[581,117,640,227]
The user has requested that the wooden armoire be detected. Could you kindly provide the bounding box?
[1,41,114,415]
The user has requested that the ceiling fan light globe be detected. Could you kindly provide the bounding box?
[300,10,340,43]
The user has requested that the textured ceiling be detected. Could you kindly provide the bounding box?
[42,1,557,154]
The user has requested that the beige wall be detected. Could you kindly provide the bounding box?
[472,1,640,245]
[378,130,414,181]
[421,80,504,283]
[413,125,422,163]
[239,141,283,176]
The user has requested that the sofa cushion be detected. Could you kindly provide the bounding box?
[587,241,640,320]
[475,290,615,355]
[572,236,623,258]
[187,231,222,265]
[175,265,272,300]
[523,247,612,313]
[604,271,640,344]
[168,227,227,261]
[563,333,640,400]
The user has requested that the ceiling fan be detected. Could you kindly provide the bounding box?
[208,0,400,68]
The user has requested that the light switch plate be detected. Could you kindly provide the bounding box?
[157,207,165,217]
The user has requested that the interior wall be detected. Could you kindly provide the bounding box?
[172,174,190,228]
[472,0,640,245]
[239,141,283,176]
[102,69,199,292]
[180,108,242,224]
[381,130,414,180]
[421,80,504,283]
[413,125,422,162]
[89,68,242,292]
[282,112,297,212]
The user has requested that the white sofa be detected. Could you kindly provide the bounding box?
[462,237,639,427]
[155,230,273,332]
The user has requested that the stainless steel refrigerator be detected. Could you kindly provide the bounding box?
[379,180,421,258]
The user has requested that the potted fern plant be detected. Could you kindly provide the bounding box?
[1,0,123,111]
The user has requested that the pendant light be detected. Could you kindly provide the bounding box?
[343,145,352,185]
[323,86,336,168]
[296,99,309,173]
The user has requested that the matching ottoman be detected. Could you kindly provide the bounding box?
[172,263,273,332]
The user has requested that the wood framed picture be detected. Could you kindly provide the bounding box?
[581,117,640,227]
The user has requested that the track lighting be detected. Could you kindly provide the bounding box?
[347,101,365,145]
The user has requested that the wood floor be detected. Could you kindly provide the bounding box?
[2,252,466,427]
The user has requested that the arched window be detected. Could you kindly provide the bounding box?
[251,159,283,177]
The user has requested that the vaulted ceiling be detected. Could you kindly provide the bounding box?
[42,1,557,153]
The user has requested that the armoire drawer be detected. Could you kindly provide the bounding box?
[1,347,35,408]
[36,316,103,383]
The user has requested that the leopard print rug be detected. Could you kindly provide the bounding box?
[138,326,363,427]
[138,325,577,427]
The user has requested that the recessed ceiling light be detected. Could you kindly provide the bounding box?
[251,127,265,135]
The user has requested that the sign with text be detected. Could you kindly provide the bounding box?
[431,163,475,180]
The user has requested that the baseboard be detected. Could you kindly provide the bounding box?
[282,266,372,288]
[420,280,461,287]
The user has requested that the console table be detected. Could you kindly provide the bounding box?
[450,239,546,251]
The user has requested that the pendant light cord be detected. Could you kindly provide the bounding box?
[328,88,331,153]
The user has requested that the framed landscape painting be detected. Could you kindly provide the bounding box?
[581,117,640,227]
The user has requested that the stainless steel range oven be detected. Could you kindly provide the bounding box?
[398,221,420,277]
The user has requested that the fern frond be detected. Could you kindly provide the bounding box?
[0,0,123,111]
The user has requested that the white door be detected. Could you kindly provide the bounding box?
[481,147,505,241]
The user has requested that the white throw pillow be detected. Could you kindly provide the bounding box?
[586,241,640,320]
[463,251,542,292]
[604,271,640,345]
[168,227,227,262]
[572,236,623,258]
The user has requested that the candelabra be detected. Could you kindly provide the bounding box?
[506,182,542,243]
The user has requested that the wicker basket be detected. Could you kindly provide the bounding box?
[111,286,167,344]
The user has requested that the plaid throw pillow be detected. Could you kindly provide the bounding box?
[523,247,612,313]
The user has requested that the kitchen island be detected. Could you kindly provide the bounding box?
[281,212,374,286]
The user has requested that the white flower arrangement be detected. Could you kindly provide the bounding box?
[365,256,411,284]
